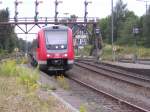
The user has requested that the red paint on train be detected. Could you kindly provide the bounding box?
[30,25,74,71]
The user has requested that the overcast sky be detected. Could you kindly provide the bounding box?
[0,0,148,41]
[1,0,147,18]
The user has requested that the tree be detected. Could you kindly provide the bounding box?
[0,8,17,52]
[117,11,139,45]
[16,38,26,52]
[113,0,127,42]
[99,16,111,43]
[142,7,150,47]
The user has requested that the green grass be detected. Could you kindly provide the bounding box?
[17,66,39,92]
[16,56,29,64]
[101,44,150,60]
[75,45,92,56]
[101,45,113,60]
[0,59,39,91]
[74,43,150,60]
[138,47,150,58]
[0,49,8,58]
[0,60,18,77]
[0,77,70,112]
[0,59,70,112]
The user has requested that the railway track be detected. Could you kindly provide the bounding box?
[67,75,149,112]
[38,68,150,112]
[75,60,150,89]
[30,61,150,112]
[70,60,150,111]
[119,58,150,65]
[75,57,150,65]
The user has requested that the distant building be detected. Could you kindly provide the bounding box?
[74,31,88,48]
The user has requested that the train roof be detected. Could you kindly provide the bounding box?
[40,25,69,31]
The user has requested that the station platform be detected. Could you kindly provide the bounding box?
[105,61,150,69]
[102,61,150,76]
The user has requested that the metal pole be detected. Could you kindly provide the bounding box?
[25,34,28,57]
[14,0,22,22]
[84,1,88,23]
[84,1,92,23]
[35,0,38,21]
[55,0,58,22]
[146,1,148,15]
[34,0,42,22]
[135,35,137,63]
[111,0,114,61]
[54,0,62,23]
[14,0,18,22]
[136,0,150,15]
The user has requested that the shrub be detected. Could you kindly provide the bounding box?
[0,60,18,76]
[17,67,39,91]
[0,59,39,92]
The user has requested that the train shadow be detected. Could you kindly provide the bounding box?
[42,70,66,77]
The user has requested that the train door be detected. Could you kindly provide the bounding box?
[36,33,40,60]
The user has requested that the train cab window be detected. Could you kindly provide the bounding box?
[45,30,68,50]
[45,30,67,44]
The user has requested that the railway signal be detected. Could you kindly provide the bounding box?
[54,0,63,23]
[14,0,22,22]
[133,26,140,63]
[111,0,115,61]
[34,0,43,22]
[84,0,92,22]
[95,27,101,37]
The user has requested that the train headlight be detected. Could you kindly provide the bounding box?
[61,45,64,49]
[47,54,50,58]
[64,53,68,57]
[56,46,58,49]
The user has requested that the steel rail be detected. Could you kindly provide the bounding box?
[75,62,150,88]
[78,61,150,82]
[68,76,150,112]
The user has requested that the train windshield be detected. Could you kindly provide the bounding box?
[45,30,67,45]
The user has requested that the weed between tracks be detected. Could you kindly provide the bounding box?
[79,104,87,112]
[56,75,70,90]
[41,84,57,91]
[0,59,70,112]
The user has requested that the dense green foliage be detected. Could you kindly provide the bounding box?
[142,9,150,47]
[0,8,17,52]
[99,0,150,47]
[0,8,27,53]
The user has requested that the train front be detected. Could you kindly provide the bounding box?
[39,25,74,71]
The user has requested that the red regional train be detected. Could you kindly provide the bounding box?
[30,25,74,71]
